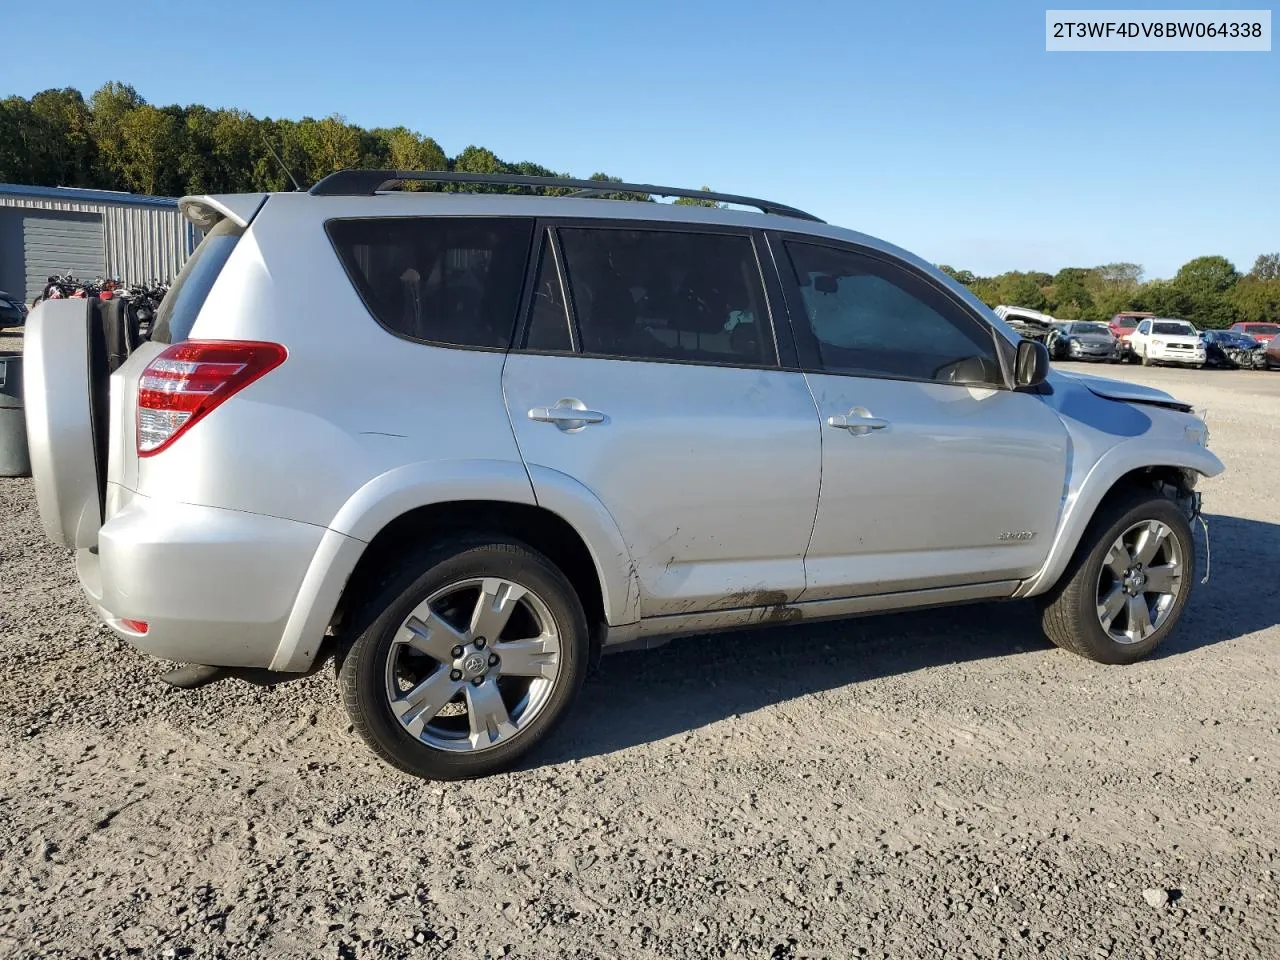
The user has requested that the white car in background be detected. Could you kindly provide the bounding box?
[1129,318,1206,368]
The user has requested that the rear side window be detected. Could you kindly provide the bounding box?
[784,241,1001,385]
[523,232,573,352]
[150,218,243,344]
[556,227,776,366]
[328,217,535,349]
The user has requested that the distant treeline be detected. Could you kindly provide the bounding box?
[0,82,713,204]
[940,257,1280,330]
[2,83,1275,329]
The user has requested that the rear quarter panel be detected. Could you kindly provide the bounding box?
[133,195,532,530]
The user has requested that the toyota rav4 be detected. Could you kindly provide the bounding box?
[24,171,1223,779]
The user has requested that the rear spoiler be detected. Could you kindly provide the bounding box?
[178,193,268,231]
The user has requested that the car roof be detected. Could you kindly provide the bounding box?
[179,175,1027,348]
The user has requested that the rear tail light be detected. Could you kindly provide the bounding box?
[137,340,286,455]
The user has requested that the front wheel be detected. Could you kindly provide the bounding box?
[1038,492,1195,664]
[338,538,589,779]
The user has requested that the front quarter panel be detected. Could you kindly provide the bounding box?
[1016,384,1222,597]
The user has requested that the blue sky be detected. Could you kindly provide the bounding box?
[2,0,1275,278]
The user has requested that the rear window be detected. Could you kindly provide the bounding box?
[1245,323,1279,334]
[150,218,244,345]
[327,217,535,349]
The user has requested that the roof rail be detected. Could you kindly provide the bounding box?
[307,170,824,222]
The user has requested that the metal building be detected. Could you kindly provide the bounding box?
[0,183,201,304]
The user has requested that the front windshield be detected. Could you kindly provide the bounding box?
[1153,321,1194,336]
[1071,323,1110,335]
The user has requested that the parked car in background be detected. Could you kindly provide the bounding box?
[992,305,1058,344]
[23,171,1223,780]
[1109,312,1155,360]
[0,290,28,330]
[1046,321,1119,362]
[1228,321,1279,345]
[1267,335,1280,370]
[1129,318,1205,368]
[1201,329,1268,370]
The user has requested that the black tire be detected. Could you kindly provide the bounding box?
[1037,492,1195,665]
[337,537,589,780]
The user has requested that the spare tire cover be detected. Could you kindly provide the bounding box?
[23,299,105,548]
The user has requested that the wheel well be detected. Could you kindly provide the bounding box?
[331,500,606,641]
[1100,465,1198,512]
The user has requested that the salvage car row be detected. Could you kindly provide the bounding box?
[994,305,1279,370]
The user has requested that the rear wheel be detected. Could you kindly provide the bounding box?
[1038,492,1195,664]
[338,538,589,779]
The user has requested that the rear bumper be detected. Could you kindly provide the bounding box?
[79,491,330,668]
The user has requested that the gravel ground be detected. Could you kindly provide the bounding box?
[1,357,1277,960]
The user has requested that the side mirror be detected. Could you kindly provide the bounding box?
[1015,339,1050,388]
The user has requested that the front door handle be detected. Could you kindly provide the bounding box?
[827,407,890,435]
[528,398,606,431]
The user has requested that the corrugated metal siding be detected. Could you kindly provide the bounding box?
[22,212,105,302]
[0,193,197,288]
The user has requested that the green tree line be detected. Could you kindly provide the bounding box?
[2,84,1270,327]
[938,255,1279,330]
[0,83,722,204]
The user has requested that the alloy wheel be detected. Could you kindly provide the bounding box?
[383,577,562,752]
[1095,519,1185,644]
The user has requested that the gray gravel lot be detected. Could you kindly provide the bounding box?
[1,350,1277,959]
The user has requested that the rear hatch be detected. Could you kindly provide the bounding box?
[23,195,262,548]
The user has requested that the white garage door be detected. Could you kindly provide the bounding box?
[23,211,106,302]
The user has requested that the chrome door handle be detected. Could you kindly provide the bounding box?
[528,399,606,430]
[827,407,890,435]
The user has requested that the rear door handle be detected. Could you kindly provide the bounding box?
[528,399,606,430]
[827,407,890,435]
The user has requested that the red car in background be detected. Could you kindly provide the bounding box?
[1229,321,1279,344]
[1109,312,1155,360]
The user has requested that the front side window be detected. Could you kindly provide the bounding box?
[1137,321,1151,334]
[784,241,1001,385]
[556,227,776,366]
[327,217,535,348]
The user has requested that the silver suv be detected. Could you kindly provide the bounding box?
[24,172,1223,780]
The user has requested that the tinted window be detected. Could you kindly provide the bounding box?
[1246,323,1279,334]
[1153,321,1194,335]
[1071,322,1110,335]
[150,217,243,344]
[523,233,572,352]
[557,228,776,366]
[1115,317,1140,329]
[785,241,1001,385]
[328,217,534,348]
